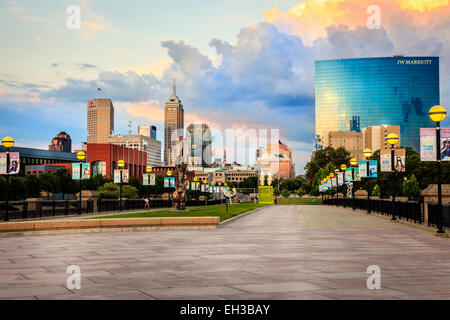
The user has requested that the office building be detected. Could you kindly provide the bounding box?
[362,125,401,152]
[49,131,72,153]
[315,57,440,152]
[186,123,212,167]
[138,125,157,140]
[164,79,184,165]
[87,98,114,144]
[108,134,162,167]
[322,131,364,161]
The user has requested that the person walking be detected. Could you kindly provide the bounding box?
[274,194,278,205]
[144,197,150,209]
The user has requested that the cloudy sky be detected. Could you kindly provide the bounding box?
[0,0,449,173]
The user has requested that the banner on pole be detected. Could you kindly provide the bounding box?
[369,160,378,178]
[358,161,367,178]
[345,168,353,182]
[164,177,169,188]
[420,128,450,161]
[169,177,175,188]
[337,172,344,186]
[8,152,20,174]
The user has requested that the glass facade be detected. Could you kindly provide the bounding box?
[315,57,440,152]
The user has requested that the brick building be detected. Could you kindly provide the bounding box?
[86,144,147,181]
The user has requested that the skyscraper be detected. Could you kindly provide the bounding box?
[49,131,72,153]
[315,57,439,152]
[164,79,184,165]
[138,125,157,140]
[87,98,114,144]
[186,123,212,167]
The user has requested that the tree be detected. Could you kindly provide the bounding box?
[98,182,138,199]
[402,175,421,200]
[372,184,381,197]
[281,189,290,198]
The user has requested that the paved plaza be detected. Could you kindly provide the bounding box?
[0,205,449,300]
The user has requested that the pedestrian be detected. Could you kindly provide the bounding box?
[144,197,150,209]
[274,194,278,205]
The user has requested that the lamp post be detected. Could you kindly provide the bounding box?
[350,158,358,209]
[118,160,125,211]
[2,136,14,221]
[429,105,447,233]
[334,169,339,199]
[386,133,399,221]
[363,149,373,213]
[76,151,85,214]
[328,172,334,199]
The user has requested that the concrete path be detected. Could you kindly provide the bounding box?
[0,205,449,300]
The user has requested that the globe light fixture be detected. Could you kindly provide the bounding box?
[118,160,125,168]
[429,105,447,123]
[167,170,172,176]
[146,166,152,173]
[2,136,14,149]
[76,151,85,161]
[363,149,372,158]
[340,164,347,171]
[350,158,358,166]
[386,133,399,146]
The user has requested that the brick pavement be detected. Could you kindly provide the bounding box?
[0,205,449,300]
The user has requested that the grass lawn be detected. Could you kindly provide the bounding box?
[88,202,269,222]
[277,198,322,205]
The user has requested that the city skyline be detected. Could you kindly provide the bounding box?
[1,0,449,172]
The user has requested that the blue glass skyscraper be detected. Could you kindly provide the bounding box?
[315,57,440,152]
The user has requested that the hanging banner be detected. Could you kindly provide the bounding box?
[326,179,331,190]
[331,177,337,187]
[81,163,90,179]
[72,163,81,180]
[164,177,169,188]
[143,174,149,186]
[345,168,353,182]
[380,150,391,172]
[149,173,155,186]
[420,128,450,161]
[394,149,406,172]
[8,152,20,174]
[358,161,367,178]
[169,177,175,188]
[337,172,344,186]
[209,186,213,193]
[369,160,378,178]
[0,153,6,174]
[354,168,360,181]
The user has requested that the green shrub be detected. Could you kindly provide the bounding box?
[98,182,138,199]
[281,189,291,198]
[372,184,381,197]
[402,175,421,200]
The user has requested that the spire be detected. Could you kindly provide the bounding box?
[173,78,176,96]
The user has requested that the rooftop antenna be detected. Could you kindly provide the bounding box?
[173,78,176,96]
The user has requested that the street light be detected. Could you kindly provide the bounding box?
[146,166,152,173]
[118,159,125,211]
[386,133,399,221]
[76,151,85,214]
[429,105,447,233]
[349,158,357,209]
[2,136,14,221]
[363,149,373,213]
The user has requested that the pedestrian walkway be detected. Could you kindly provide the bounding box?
[0,205,449,299]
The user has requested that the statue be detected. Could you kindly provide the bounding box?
[224,187,237,204]
[173,162,188,210]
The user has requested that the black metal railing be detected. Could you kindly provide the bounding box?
[428,203,450,229]
[0,198,226,221]
[323,197,424,224]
